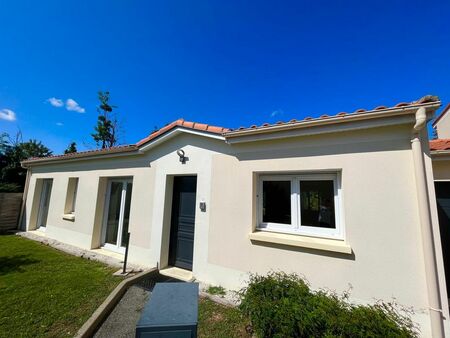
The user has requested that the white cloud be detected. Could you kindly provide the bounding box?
[47,97,64,107]
[65,98,85,113]
[271,109,284,117]
[0,109,16,121]
[56,122,64,126]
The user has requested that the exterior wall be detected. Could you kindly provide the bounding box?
[23,126,449,336]
[208,127,427,299]
[435,111,450,139]
[432,158,450,181]
[24,134,232,269]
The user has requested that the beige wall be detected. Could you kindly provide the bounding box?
[432,158,450,181]
[209,127,427,301]
[24,126,449,336]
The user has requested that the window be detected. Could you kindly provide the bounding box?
[64,177,79,215]
[258,173,342,239]
[102,178,133,253]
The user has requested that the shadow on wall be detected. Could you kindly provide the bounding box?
[236,140,410,161]
[0,254,40,276]
[250,240,356,261]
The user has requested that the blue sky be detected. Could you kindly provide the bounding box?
[0,1,449,153]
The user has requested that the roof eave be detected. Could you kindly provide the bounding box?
[224,102,440,142]
[21,146,139,167]
[430,149,450,158]
[138,126,225,152]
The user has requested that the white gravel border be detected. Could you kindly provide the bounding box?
[16,231,142,270]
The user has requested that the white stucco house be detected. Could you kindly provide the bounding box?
[20,95,450,337]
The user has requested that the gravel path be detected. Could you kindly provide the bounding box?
[94,285,150,338]
[94,274,178,338]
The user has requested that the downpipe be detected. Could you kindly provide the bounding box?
[411,107,445,338]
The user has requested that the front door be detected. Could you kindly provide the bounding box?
[102,179,133,253]
[436,181,450,297]
[37,179,53,229]
[169,176,197,270]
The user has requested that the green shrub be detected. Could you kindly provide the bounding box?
[238,272,418,338]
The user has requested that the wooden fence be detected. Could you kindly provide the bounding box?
[0,193,23,231]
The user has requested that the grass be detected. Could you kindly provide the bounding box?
[0,234,121,338]
[198,298,251,338]
[0,234,250,337]
[206,285,226,297]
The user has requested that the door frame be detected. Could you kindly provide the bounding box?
[37,179,53,231]
[101,178,132,254]
[435,180,450,301]
[168,175,198,271]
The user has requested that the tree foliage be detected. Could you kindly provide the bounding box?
[0,132,52,191]
[91,91,119,149]
[64,142,77,154]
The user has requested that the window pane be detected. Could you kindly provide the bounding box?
[121,183,133,247]
[300,180,335,228]
[105,182,122,245]
[71,179,78,213]
[262,181,291,224]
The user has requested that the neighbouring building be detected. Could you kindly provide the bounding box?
[20,95,450,337]
[433,103,450,139]
[430,106,450,338]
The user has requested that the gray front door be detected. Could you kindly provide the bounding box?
[169,176,197,271]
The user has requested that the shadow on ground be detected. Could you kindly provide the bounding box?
[0,254,40,276]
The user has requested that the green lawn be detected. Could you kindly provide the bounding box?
[0,234,121,338]
[0,234,250,338]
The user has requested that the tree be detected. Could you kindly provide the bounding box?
[0,133,9,154]
[64,142,77,154]
[0,132,52,191]
[92,91,119,149]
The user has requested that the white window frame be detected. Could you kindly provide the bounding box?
[67,177,79,214]
[101,178,133,254]
[257,173,343,240]
[37,178,53,231]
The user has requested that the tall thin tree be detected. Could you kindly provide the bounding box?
[92,91,119,148]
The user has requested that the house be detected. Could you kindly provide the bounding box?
[433,103,450,139]
[20,95,449,337]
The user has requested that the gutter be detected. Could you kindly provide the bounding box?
[224,102,440,139]
[430,150,450,158]
[411,107,445,338]
[21,146,140,167]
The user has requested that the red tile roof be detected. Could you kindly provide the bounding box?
[225,95,440,134]
[22,119,229,165]
[22,95,441,165]
[24,144,138,163]
[136,118,229,147]
[430,139,450,151]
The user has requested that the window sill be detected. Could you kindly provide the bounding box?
[62,214,75,222]
[248,230,352,254]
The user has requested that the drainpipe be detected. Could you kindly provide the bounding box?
[411,107,445,338]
